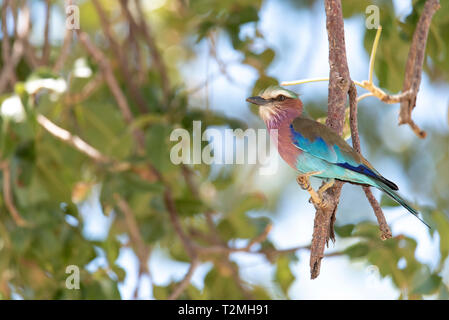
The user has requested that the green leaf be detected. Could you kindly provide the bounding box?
[412,274,442,296]
[217,193,267,240]
[204,266,245,299]
[244,49,275,72]
[275,255,295,296]
[431,210,449,263]
[344,243,370,258]
[145,123,177,173]
[103,235,120,265]
[380,194,400,208]
[334,224,355,238]
[139,214,166,243]
[153,285,169,300]
[438,283,449,300]
[174,197,206,216]
[112,265,127,282]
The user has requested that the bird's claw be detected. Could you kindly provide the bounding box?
[296,173,327,210]
[317,179,335,199]
[296,176,310,190]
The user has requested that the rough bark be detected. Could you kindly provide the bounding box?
[310,0,351,279]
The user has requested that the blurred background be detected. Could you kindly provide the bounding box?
[0,0,449,299]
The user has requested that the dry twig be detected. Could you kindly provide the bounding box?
[41,0,51,65]
[0,3,30,93]
[37,114,111,163]
[308,0,350,280]
[132,0,171,104]
[53,0,74,73]
[168,259,200,300]
[92,0,149,114]
[399,0,440,138]
[348,82,392,240]
[0,161,28,227]
[114,194,151,274]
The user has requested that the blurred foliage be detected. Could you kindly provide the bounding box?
[0,0,448,300]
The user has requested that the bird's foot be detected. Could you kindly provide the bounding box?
[318,178,335,199]
[296,172,326,209]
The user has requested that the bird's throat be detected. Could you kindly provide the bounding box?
[262,106,302,130]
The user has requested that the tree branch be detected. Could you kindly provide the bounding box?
[0,2,29,93]
[53,0,74,73]
[52,28,73,73]
[132,0,171,105]
[167,258,200,300]
[399,0,440,138]
[163,188,197,259]
[37,114,111,163]
[1,0,16,89]
[77,31,146,148]
[118,0,146,85]
[64,73,104,105]
[114,194,150,275]
[0,161,28,227]
[308,0,351,280]
[77,32,134,125]
[37,113,161,184]
[41,0,51,65]
[349,82,392,240]
[92,0,149,114]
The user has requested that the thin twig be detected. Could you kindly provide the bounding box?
[17,2,39,69]
[0,3,29,93]
[132,0,171,105]
[37,113,164,190]
[118,0,146,84]
[399,0,440,139]
[53,0,74,73]
[77,31,146,148]
[92,0,149,114]
[281,77,330,86]
[1,1,10,62]
[114,194,150,274]
[77,32,134,124]
[52,29,73,73]
[37,114,111,163]
[195,224,272,255]
[163,188,197,259]
[208,34,235,84]
[64,73,104,105]
[362,187,392,240]
[0,161,28,226]
[348,82,392,240]
[1,0,16,89]
[247,224,272,249]
[180,165,199,198]
[187,228,342,260]
[368,26,382,84]
[41,0,51,65]
[167,258,200,300]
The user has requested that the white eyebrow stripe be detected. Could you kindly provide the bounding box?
[260,87,298,100]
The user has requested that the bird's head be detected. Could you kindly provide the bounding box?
[246,85,302,125]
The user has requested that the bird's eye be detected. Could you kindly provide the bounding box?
[277,95,286,101]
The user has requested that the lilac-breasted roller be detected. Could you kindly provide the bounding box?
[247,85,428,227]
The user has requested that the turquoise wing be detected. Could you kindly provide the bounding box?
[290,116,398,190]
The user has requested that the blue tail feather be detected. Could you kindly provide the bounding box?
[377,182,430,228]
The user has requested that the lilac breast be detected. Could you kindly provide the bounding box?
[275,123,301,170]
[266,119,301,171]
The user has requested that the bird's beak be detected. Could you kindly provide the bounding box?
[246,96,269,106]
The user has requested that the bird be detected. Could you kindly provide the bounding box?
[247,85,428,227]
